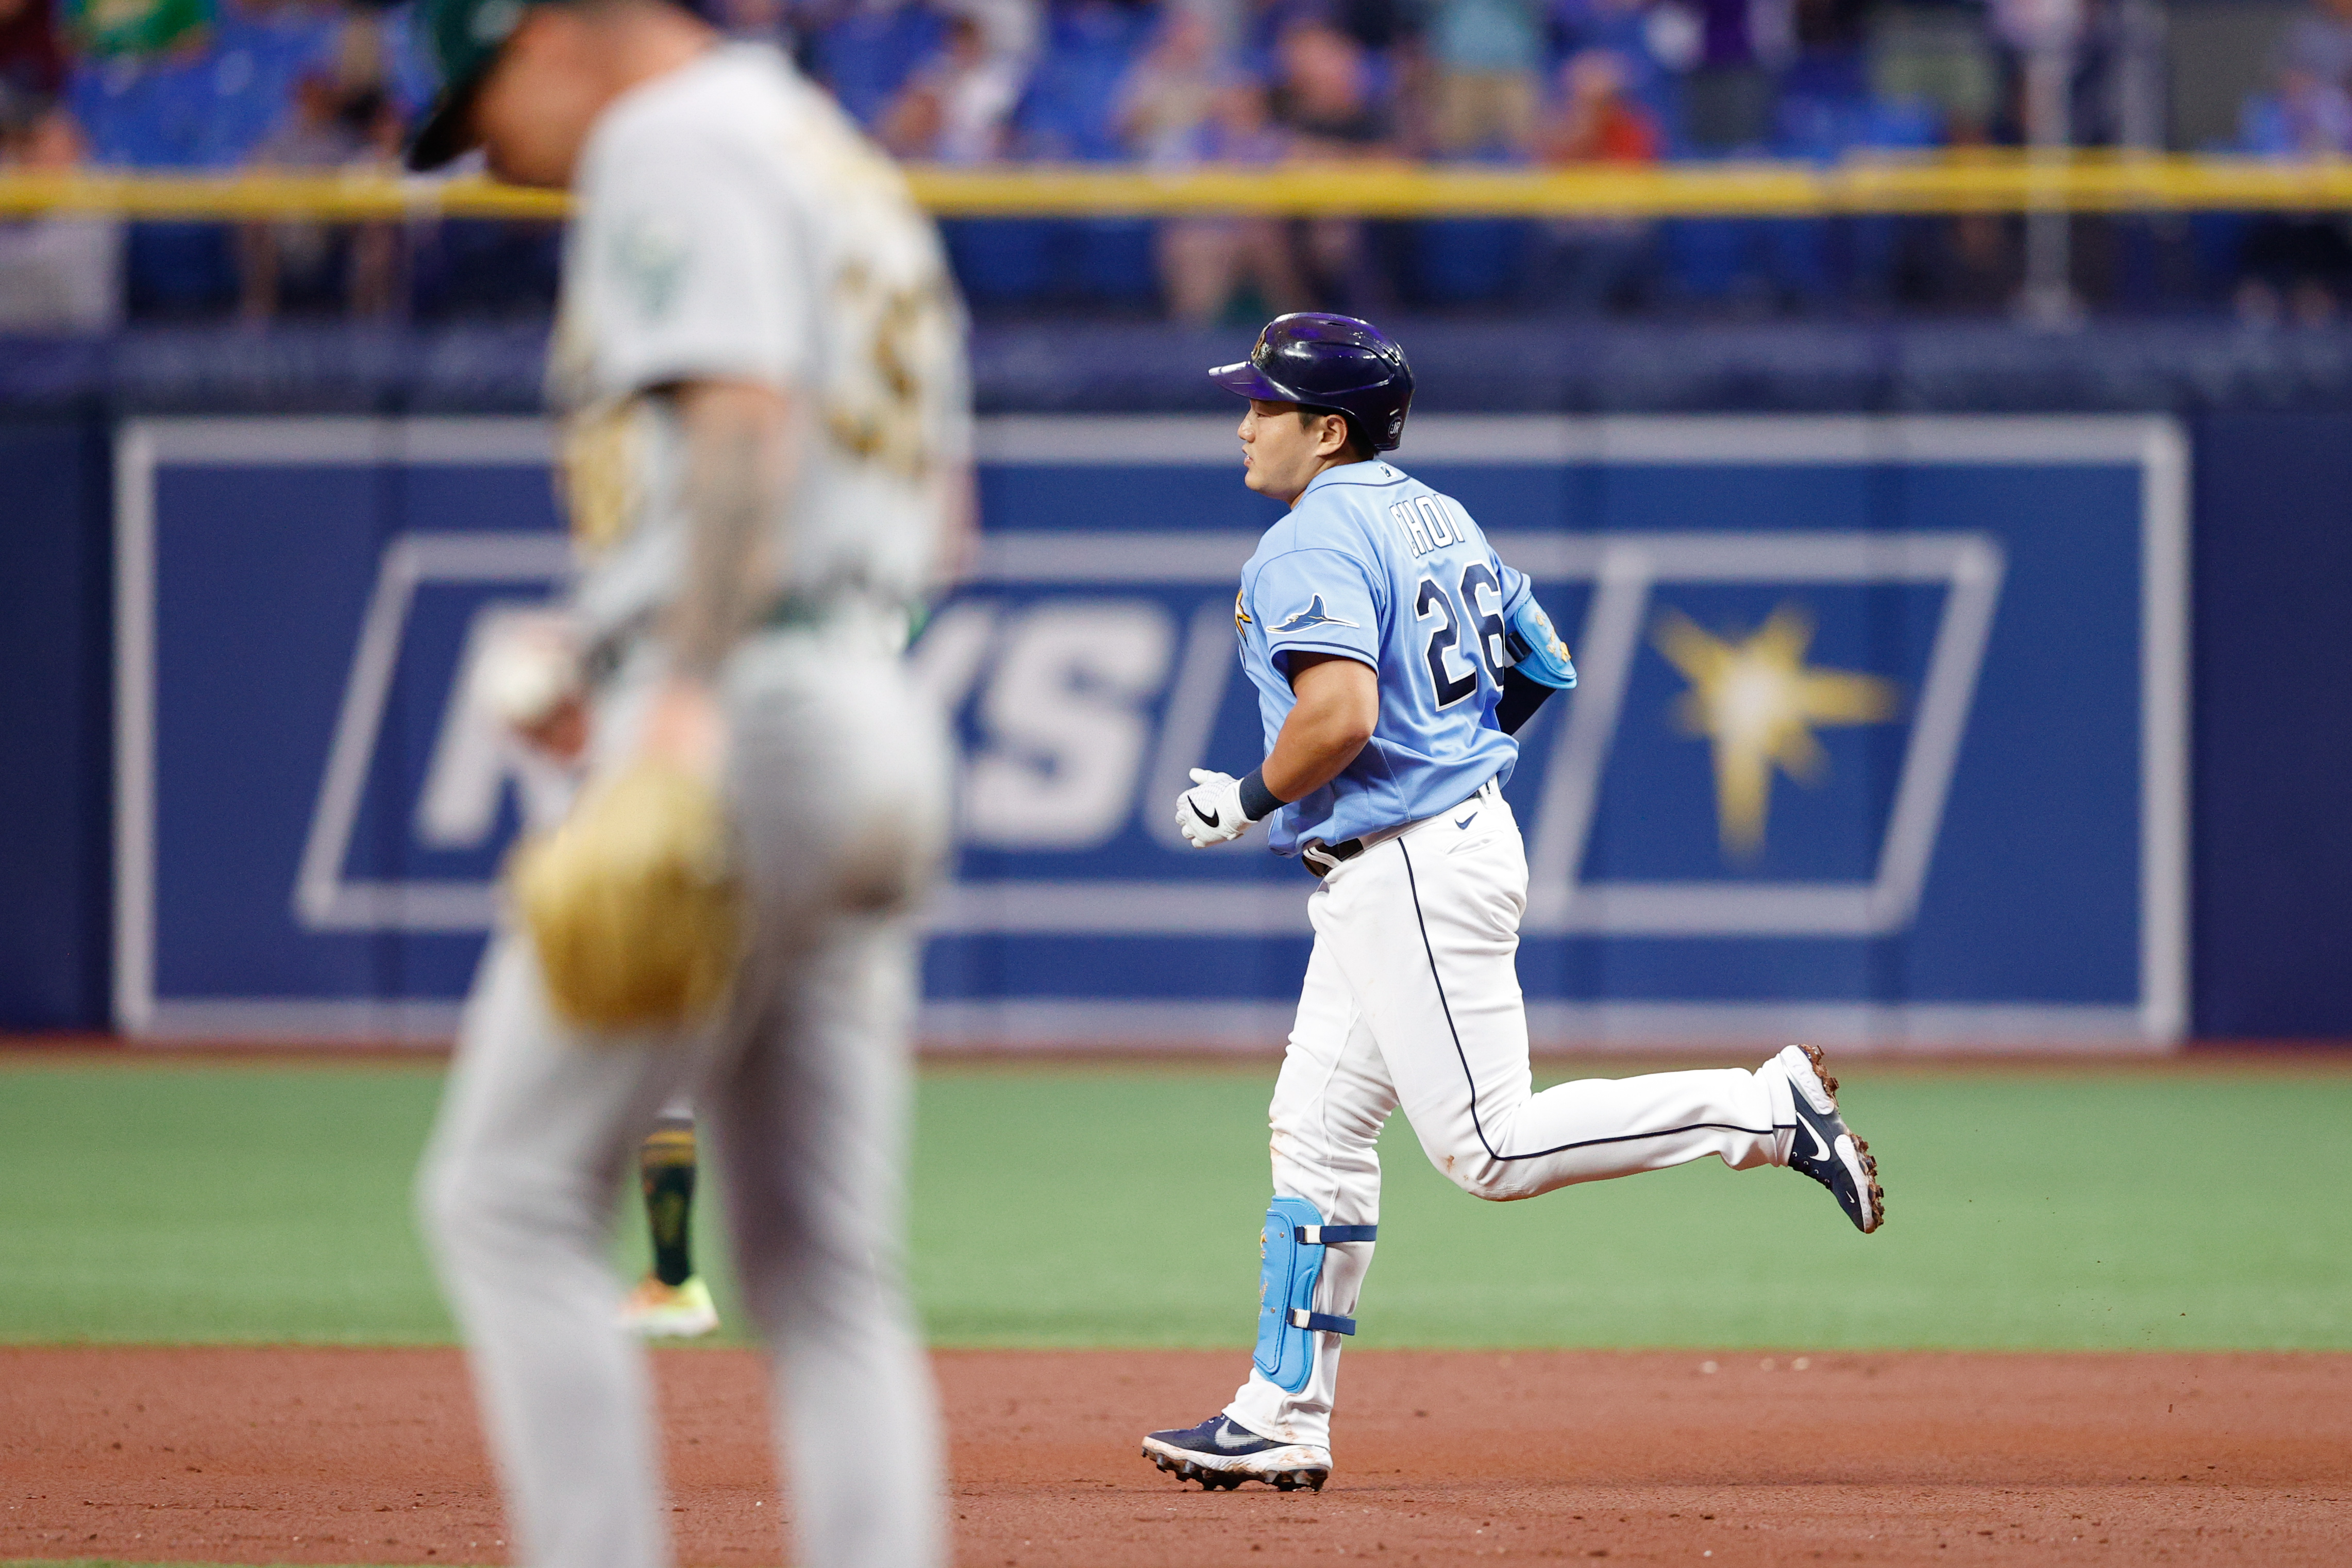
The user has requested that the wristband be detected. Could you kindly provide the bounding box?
[1238,767,1286,822]
[1496,666,1558,736]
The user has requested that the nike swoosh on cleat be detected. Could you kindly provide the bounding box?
[1211,1423,1262,1450]
[1797,1119,1833,1164]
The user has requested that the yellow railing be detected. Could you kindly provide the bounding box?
[2,155,2349,221]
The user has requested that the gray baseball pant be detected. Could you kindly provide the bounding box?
[417,626,950,1568]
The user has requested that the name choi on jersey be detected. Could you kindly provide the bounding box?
[1390,496,1475,559]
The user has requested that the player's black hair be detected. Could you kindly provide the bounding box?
[1297,406,1377,463]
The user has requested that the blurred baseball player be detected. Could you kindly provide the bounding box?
[1141,314,1884,1493]
[403,3,968,1567]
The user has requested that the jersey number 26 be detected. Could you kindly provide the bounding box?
[1414,562,1507,709]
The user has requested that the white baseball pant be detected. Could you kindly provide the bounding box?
[1223,786,1798,1449]
[418,624,951,1568]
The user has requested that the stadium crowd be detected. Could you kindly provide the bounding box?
[0,0,2347,325]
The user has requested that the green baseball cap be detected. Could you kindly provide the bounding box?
[405,0,535,171]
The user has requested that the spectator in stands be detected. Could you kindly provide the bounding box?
[1328,0,1420,55]
[959,0,1038,66]
[1426,0,1545,156]
[61,0,210,60]
[1866,2,1997,142]
[2246,63,2352,155]
[0,0,63,104]
[0,97,123,331]
[1115,9,1305,319]
[2279,0,2352,94]
[1272,19,1392,307]
[1861,4,2001,306]
[1115,7,1221,163]
[1151,76,1311,321]
[343,86,408,318]
[1536,44,1658,161]
[235,69,413,321]
[713,0,793,48]
[1552,0,1661,83]
[1784,0,1866,99]
[236,71,357,321]
[1272,18,1393,150]
[2237,61,2352,324]
[802,0,951,130]
[1551,0,1683,133]
[1239,0,1419,70]
[1530,48,1657,311]
[879,10,1024,161]
[1671,0,1789,151]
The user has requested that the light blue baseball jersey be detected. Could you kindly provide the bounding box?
[1237,460,1539,856]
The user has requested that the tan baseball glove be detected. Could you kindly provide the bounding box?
[508,759,743,1032]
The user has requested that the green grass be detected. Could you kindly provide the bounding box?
[2,1057,2347,1350]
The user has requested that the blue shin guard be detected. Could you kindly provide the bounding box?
[1251,1197,1377,1394]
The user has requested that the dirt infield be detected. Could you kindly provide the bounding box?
[4,1347,2347,1567]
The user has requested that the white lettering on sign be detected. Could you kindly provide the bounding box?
[416,603,580,849]
[907,600,1000,718]
[961,601,1175,849]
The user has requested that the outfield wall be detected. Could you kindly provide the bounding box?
[103,413,2178,1049]
[4,328,2350,1044]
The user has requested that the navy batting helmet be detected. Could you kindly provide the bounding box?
[1208,313,1415,452]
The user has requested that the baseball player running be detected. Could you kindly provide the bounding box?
[1141,314,1884,1494]
[403,2,968,1566]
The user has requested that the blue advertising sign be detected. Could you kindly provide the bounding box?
[116,415,2186,1049]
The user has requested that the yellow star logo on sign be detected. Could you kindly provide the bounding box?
[1652,602,1903,861]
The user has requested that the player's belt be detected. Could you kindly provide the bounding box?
[1300,776,1501,879]
[757,594,917,656]
[761,593,907,634]
[583,594,913,688]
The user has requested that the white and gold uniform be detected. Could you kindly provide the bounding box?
[418,42,968,1568]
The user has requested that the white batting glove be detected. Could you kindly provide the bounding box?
[1175,768,1259,848]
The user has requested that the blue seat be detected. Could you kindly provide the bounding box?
[75,58,210,168]
[1014,0,1156,160]
[812,4,946,129]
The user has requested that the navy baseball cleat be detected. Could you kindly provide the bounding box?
[1141,1415,1332,1492]
[1773,1043,1884,1234]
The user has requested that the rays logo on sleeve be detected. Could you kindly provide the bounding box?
[1271,595,1358,633]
